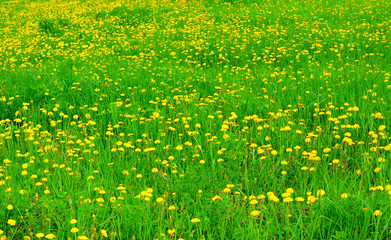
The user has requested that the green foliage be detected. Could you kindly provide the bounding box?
[0,0,391,239]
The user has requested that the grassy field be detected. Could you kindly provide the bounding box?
[1,0,391,239]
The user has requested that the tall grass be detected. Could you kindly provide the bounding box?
[0,0,391,239]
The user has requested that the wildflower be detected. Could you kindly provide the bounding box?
[374,210,382,216]
[191,218,201,223]
[269,195,280,202]
[7,219,16,226]
[168,229,176,235]
[341,193,348,199]
[168,205,176,210]
[45,234,56,239]
[307,196,317,204]
[6,205,13,210]
[36,233,45,239]
[212,195,223,201]
[286,188,294,193]
[71,228,79,233]
[283,197,294,203]
[175,145,183,151]
[257,194,265,200]
[70,219,78,224]
[323,148,331,153]
[316,189,326,196]
[250,210,261,217]
[101,230,108,237]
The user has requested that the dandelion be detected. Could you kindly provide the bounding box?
[283,197,294,203]
[175,145,183,151]
[191,218,201,223]
[316,190,326,197]
[45,234,56,239]
[374,210,382,216]
[71,227,79,233]
[341,193,348,199]
[101,230,108,237]
[7,219,16,226]
[307,196,317,204]
[286,188,294,193]
[250,210,261,217]
[212,195,223,201]
[36,233,45,239]
[168,205,176,210]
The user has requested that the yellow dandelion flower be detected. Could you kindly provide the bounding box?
[316,189,325,196]
[191,218,201,223]
[250,210,261,217]
[341,193,348,199]
[7,219,16,226]
[175,145,183,151]
[168,205,176,210]
[296,197,305,202]
[101,229,108,237]
[45,233,56,239]
[36,233,45,238]
[374,210,382,216]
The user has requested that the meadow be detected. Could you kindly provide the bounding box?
[0,0,391,239]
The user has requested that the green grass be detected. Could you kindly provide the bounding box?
[0,0,391,239]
